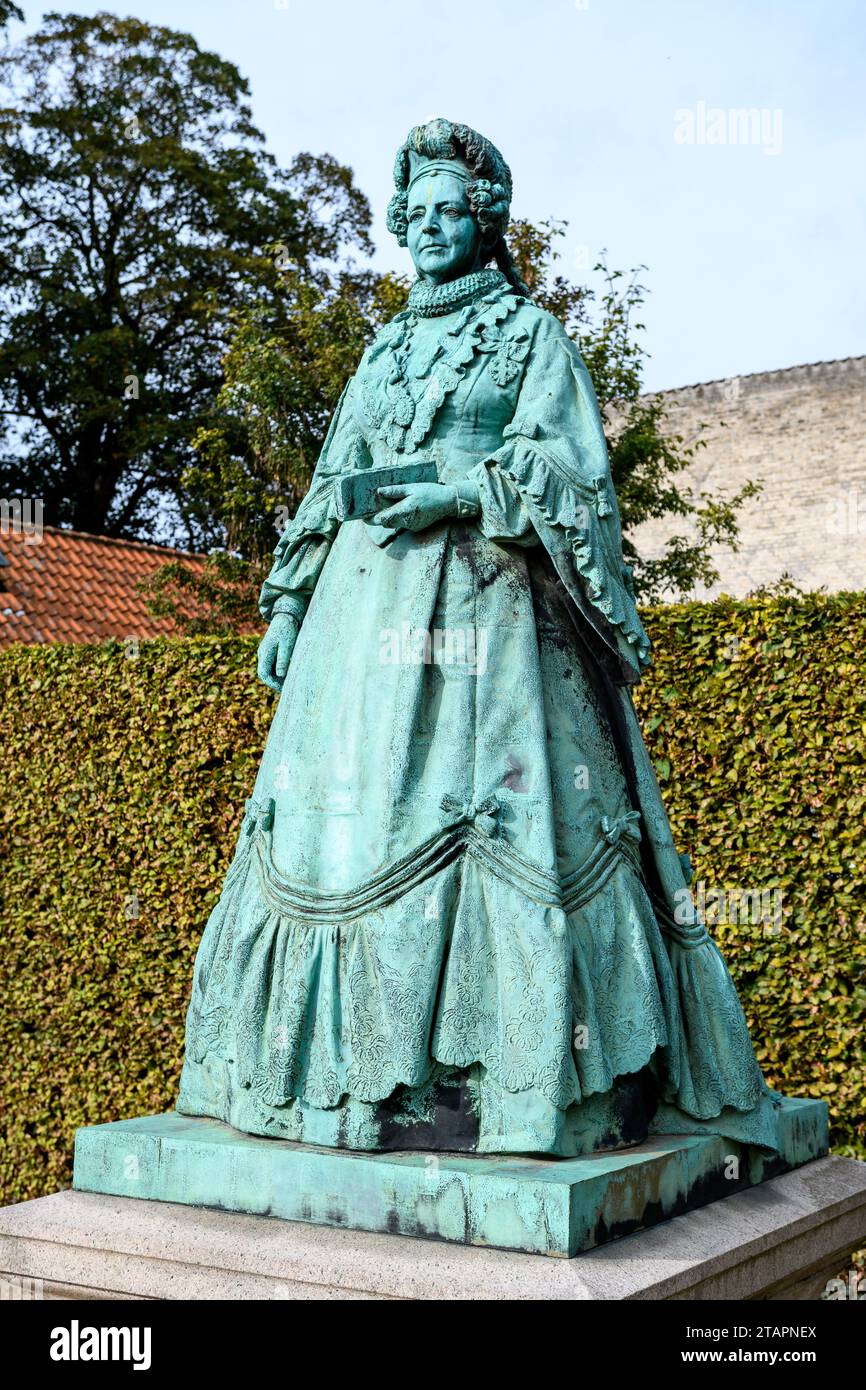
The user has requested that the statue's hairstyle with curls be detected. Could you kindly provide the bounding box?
[386,118,530,296]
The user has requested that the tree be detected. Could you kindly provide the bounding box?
[509,219,760,601]
[140,262,408,634]
[0,3,24,30]
[185,266,408,565]
[0,11,372,543]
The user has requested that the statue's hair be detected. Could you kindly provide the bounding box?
[387,118,530,296]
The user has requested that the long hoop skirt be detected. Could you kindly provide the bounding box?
[177,513,784,1155]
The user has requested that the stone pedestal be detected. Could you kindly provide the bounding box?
[1,1155,865,1300]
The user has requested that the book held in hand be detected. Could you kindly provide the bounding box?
[334,460,439,521]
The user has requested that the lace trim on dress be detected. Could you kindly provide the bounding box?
[361,283,526,454]
[182,806,768,1117]
[493,432,652,669]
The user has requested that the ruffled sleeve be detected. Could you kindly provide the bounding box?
[467,311,651,683]
[258,378,369,624]
[469,462,537,546]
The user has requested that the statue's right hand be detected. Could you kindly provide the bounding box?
[257,613,300,692]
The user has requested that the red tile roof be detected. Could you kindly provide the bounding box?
[0,525,210,646]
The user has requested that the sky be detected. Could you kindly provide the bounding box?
[11,0,866,390]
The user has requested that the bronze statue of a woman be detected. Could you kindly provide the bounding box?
[176,118,786,1158]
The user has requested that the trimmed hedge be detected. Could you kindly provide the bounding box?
[1,593,864,1204]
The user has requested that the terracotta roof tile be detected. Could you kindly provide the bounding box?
[0,526,218,647]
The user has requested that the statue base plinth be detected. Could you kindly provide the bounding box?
[70,1100,827,1258]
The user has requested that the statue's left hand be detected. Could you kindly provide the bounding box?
[374,482,459,532]
[257,612,300,692]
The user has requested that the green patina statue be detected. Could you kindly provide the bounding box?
[176,119,788,1158]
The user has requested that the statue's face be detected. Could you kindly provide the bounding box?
[406,171,483,284]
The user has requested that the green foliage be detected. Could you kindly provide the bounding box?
[632,593,866,1160]
[0,634,275,1203]
[138,551,263,638]
[0,12,371,542]
[143,266,409,629]
[1,591,863,1209]
[0,3,23,30]
[185,268,409,563]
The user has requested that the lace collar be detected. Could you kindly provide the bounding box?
[407,268,508,318]
[362,282,525,453]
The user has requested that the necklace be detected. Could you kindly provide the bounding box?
[407,268,507,318]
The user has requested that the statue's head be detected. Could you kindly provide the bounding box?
[387,118,526,291]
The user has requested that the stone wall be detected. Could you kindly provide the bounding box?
[629,357,866,597]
